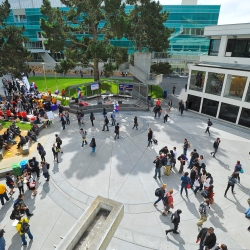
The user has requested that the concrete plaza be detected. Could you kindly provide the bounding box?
[0,107,250,250]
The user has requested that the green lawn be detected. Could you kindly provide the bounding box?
[0,121,32,131]
[30,76,163,99]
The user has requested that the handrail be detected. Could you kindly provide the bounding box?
[129,64,150,81]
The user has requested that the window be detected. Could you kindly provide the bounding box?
[201,98,219,117]
[219,103,239,123]
[187,94,201,112]
[208,39,220,56]
[238,108,250,128]
[223,75,247,100]
[14,15,19,22]
[245,83,250,103]
[25,41,43,49]
[19,15,27,22]
[226,39,235,52]
[189,70,206,92]
[205,72,225,96]
[37,32,42,38]
[231,39,250,57]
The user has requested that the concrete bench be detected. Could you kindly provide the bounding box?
[86,94,100,100]
[37,123,44,133]
[22,140,31,155]
[0,147,6,160]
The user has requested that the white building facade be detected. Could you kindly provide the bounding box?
[187,23,250,129]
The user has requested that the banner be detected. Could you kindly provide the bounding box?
[91,83,99,90]
[119,84,133,91]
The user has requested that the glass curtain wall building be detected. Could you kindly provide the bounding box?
[187,23,250,129]
[2,0,220,69]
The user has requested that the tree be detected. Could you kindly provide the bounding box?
[0,0,31,77]
[126,0,173,52]
[40,0,128,81]
[151,62,172,75]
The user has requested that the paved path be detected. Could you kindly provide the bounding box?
[0,109,250,250]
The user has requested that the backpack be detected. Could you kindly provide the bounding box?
[106,118,109,124]
[163,194,169,206]
[199,202,206,214]
[209,176,213,185]
[57,138,62,145]
[153,139,158,144]
[155,188,161,197]
[47,163,50,170]
[208,121,213,126]
[13,199,19,209]
[10,210,17,220]
[201,190,208,198]
[228,177,234,186]
[187,142,191,148]
[19,221,30,233]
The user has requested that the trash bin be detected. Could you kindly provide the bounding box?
[12,163,22,176]
[20,160,28,172]
[163,89,167,99]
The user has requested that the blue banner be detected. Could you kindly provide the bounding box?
[119,84,133,91]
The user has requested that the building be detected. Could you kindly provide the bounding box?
[1,0,220,71]
[187,23,250,129]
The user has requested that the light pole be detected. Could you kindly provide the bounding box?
[41,62,47,90]
[54,62,58,90]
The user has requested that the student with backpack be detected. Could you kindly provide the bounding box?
[234,160,242,184]
[224,173,237,197]
[55,134,63,153]
[89,138,96,155]
[16,217,33,246]
[197,198,210,226]
[162,189,174,216]
[102,116,109,131]
[211,138,221,158]
[180,172,191,197]
[165,209,182,235]
[154,184,166,206]
[205,119,213,135]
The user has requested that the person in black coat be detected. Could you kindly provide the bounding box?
[132,116,138,129]
[165,209,182,235]
[211,138,220,157]
[159,146,169,155]
[154,184,166,206]
[147,128,153,147]
[102,116,109,131]
[196,227,217,250]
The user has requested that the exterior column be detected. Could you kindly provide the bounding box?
[218,36,228,57]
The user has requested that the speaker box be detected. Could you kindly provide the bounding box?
[118,100,122,104]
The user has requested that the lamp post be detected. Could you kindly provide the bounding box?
[54,62,58,90]
[41,62,47,90]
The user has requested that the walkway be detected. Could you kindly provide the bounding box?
[0,108,249,250]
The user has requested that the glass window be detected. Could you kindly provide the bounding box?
[245,83,250,103]
[189,70,206,92]
[208,39,221,56]
[219,103,239,123]
[14,15,19,22]
[205,72,225,96]
[238,108,250,128]
[187,94,201,112]
[226,39,235,52]
[201,98,219,117]
[19,15,27,22]
[223,75,247,100]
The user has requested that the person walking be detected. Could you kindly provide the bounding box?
[16,175,24,195]
[197,198,210,226]
[26,172,37,196]
[55,134,63,153]
[153,156,162,179]
[211,138,220,158]
[172,85,176,95]
[41,161,50,181]
[234,160,242,184]
[190,166,198,188]
[60,114,66,130]
[5,173,15,195]
[214,244,228,250]
[65,110,70,125]
[132,116,138,129]
[205,119,213,135]
[185,84,187,91]
[77,112,81,127]
[154,184,166,206]
[102,108,107,118]
[102,116,109,131]
[180,172,191,197]
[89,138,96,155]
[52,143,59,163]
[0,226,6,250]
[147,128,153,147]
[177,154,186,174]
[180,101,184,115]
[37,143,46,162]
[168,100,173,111]
[196,227,217,250]
[111,111,116,126]
[182,138,188,156]
[80,128,88,147]
[188,149,199,169]
[163,109,169,123]
[224,173,237,197]
[0,183,10,207]
[193,175,202,195]
[162,189,174,216]
[16,217,33,246]
[90,112,95,126]
[114,123,120,140]
[165,209,182,235]
[14,194,33,217]
[80,110,85,125]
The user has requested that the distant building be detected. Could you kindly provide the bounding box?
[1,0,220,72]
[187,23,250,129]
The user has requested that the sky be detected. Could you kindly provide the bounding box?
[159,0,250,25]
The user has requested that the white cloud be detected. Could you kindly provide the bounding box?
[159,0,250,25]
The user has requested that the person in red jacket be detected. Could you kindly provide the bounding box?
[205,185,214,204]
[162,189,174,216]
